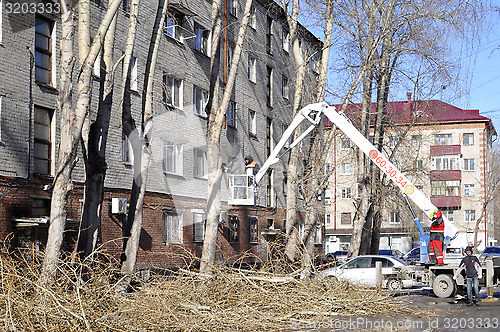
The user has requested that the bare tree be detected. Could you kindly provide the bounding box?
[200,0,254,273]
[40,0,123,286]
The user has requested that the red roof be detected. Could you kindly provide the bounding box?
[325,99,494,131]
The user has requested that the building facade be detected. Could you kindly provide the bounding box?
[0,0,322,268]
[324,97,497,254]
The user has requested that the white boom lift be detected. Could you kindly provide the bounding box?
[228,102,458,263]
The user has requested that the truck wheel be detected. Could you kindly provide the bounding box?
[387,278,402,292]
[433,274,456,298]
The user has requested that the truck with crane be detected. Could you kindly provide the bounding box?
[228,101,500,297]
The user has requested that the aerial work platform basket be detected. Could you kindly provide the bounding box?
[228,175,255,205]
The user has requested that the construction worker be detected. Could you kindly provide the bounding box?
[428,210,445,264]
[455,246,482,306]
[244,156,260,181]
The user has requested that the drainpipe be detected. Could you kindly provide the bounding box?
[223,0,228,87]
[482,121,493,247]
[26,46,34,179]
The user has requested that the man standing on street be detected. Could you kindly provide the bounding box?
[455,246,482,306]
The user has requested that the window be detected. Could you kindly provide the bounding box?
[227,44,234,73]
[130,56,138,91]
[35,16,54,85]
[226,100,237,128]
[282,28,290,52]
[414,160,423,171]
[341,137,352,149]
[165,11,183,41]
[281,75,289,99]
[266,17,273,54]
[249,216,258,243]
[465,210,475,223]
[412,135,422,147]
[34,106,53,175]
[266,170,275,207]
[324,189,332,204]
[194,24,210,55]
[228,215,239,243]
[341,187,351,199]
[325,214,332,228]
[248,110,256,136]
[311,53,319,73]
[266,66,273,107]
[431,180,460,196]
[388,136,399,149]
[33,198,50,217]
[340,212,351,225]
[435,134,452,145]
[193,86,208,117]
[463,133,474,146]
[249,6,256,29]
[266,117,273,158]
[283,172,287,196]
[194,148,207,178]
[464,184,475,196]
[122,0,130,13]
[163,75,183,108]
[122,133,134,165]
[431,155,460,170]
[442,210,454,222]
[340,163,351,175]
[193,212,206,242]
[164,142,183,176]
[389,211,400,224]
[314,226,322,244]
[163,211,181,243]
[248,57,256,82]
[464,158,475,171]
[228,0,237,16]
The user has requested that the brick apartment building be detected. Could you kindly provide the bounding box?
[323,96,497,254]
[0,0,323,268]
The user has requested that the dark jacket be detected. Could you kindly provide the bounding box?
[457,255,482,278]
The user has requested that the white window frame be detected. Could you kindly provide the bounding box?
[314,226,322,245]
[414,159,423,171]
[281,75,289,99]
[193,212,206,242]
[431,155,460,171]
[311,53,319,73]
[464,184,475,196]
[325,214,332,228]
[163,211,181,243]
[165,11,184,42]
[387,136,399,149]
[163,75,183,109]
[465,210,476,223]
[442,210,454,222]
[248,109,257,136]
[228,0,238,16]
[412,135,422,147]
[194,148,208,179]
[249,216,258,243]
[341,187,351,199]
[194,24,211,56]
[340,212,351,225]
[248,57,256,82]
[164,142,183,176]
[193,86,208,117]
[463,133,474,146]
[282,28,290,52]
[324,188,332,204]
[130,56,138,91]
[464,158,475,171]
[122,133,134,165]
[226,100,237,128]
[340,163,352,175]
[434,133,452,145]
[340,137,352,150]
[249,5,256,29]
[389,211,400,224]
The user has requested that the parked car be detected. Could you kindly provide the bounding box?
[325,250,349,264]
[378,249,403,258]
[402,247,420,265]
[479,246,500,263]
[319,255,416,290]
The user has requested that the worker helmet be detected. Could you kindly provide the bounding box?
[435,211,442,219]
[465,246,473,253]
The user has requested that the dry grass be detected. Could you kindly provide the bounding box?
[0,243,425,331]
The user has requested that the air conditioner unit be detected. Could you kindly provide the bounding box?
[112,198,128,214]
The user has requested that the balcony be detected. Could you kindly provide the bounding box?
[430,145,461,156]
[430,170,461,181]
[430,196,461,208]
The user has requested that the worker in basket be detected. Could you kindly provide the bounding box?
[428,210,445,264]
[244,155,260,185]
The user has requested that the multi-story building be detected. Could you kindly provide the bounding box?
[324,96,497,254]
[0,0,322,268]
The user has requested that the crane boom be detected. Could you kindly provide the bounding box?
[254,102,458,246]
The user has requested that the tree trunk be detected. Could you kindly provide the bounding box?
[200,0,253,273]
[78,7,118,259]
[40,0,124,286]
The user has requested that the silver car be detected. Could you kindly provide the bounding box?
[319,255,414,290]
